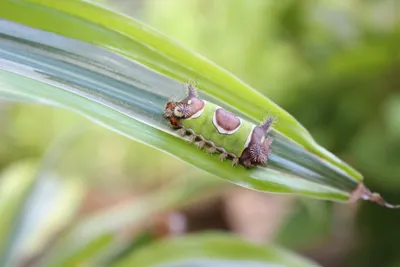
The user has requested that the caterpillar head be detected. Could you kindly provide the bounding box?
[164,83,205,127]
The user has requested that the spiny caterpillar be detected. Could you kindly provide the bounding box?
[164,83,274,168]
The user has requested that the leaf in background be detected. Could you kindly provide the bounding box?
[38,174,223,267]
[0,127,86,267]
[275,200,333,250]
[7,173,84,267]
[0,0,395,207]
[0,160,37,266]
[0,162,83,267]
[111,233,321,267]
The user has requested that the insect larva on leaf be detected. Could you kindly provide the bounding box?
[164,83,274,168]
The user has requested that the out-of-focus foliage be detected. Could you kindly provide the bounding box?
[112,233,320,267]
[0,160,37,265]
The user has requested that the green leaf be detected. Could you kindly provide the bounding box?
[0,0,391,206]
[111,233,321,267]
[0,161,83,267]
[0,0,361,180]
[0,160,37,266]
[275,200,333,250]
[0,66,347,201]
[7,172,85,267]
[38,175,223,266]
[0,127,86,267]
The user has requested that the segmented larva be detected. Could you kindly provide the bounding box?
[164,83,274,168]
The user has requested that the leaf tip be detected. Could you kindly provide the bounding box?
[350,183,400,209]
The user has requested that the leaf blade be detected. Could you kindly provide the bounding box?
[111,233,321,267]
[0,0,362,181]
[0,68,348,201]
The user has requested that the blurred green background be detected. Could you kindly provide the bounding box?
[1,0,399,266]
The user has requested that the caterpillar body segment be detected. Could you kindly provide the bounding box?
[181,101,255,158]
[164,83,274,168]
